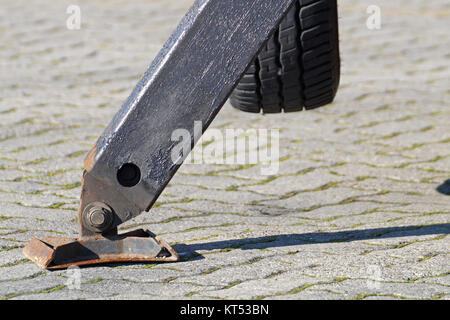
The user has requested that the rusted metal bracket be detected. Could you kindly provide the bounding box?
[24,229,178,270]
[24,0,297,269]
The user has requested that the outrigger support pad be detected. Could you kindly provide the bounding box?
[23,229,178,270]
[23,0,297,269]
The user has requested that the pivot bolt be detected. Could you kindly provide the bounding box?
[88,207,109,227]
[82,202,113,233]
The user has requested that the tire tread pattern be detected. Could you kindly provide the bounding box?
[230,0,340,113]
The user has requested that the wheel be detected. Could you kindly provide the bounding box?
[230,0,340,113]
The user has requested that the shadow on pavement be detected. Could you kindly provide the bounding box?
[174,223,450,261]
[437,179,450,195]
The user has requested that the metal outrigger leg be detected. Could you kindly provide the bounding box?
[23,0,298,269]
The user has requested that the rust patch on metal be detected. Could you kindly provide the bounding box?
[23,238,55,269]
[83,145,97,172]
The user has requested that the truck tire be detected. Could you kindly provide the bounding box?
[230,0,340,113]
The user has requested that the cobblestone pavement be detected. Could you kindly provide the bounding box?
[0,0,449,300]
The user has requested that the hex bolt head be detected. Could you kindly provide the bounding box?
[88,208,108,227]
[82,202,114,233]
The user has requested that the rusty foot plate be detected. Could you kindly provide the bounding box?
[23,229,179,270]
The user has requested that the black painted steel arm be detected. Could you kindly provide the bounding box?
[79,0,297,236]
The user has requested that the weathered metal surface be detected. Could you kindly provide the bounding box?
[24,0,297,268]
[23,229,179,270]
[80,0,297,235]
[23,238,55,268]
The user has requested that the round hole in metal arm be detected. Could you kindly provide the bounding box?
[117,163,141,187]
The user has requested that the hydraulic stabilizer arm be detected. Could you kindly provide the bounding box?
[23,0,298,269]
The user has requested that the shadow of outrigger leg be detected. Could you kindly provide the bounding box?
[23,0,298,269]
